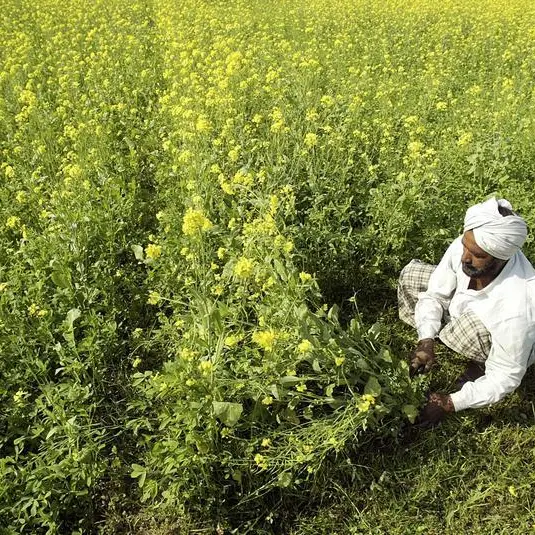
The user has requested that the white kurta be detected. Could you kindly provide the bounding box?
[414,236,535,411]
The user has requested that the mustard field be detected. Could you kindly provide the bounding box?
[2,0,535,532]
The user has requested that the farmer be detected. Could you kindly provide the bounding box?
[398,197,535,425]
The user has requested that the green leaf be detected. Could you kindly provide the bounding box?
[273,258,287,281]
[51,267,71,288]
[65,308,81,329]
[63,308,81,346]
[131,244,144,261]
[278,408,300,425]
[367,322,383,339]
[327,304,339,322]
[379,349,392,362]
[303,406,313,420]
[138,471,146,489]
[280,375,301,384]
[212,401,243,427]
[356,358,371,370]
[349,318,362,337]
[131,464,145,477]
[364,376,382,397]
[131,464,147,488]
[296,304,309,320]
[402,404,418,424]
[45,427,58,440]
[194,437,210,454]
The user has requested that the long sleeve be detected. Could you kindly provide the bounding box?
[449,342,527,411]
[414,238,460,340]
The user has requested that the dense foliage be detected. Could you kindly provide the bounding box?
[1,0,535,532]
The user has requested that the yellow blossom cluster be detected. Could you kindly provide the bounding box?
[145,243,162,260]
[147,291,161,305]
[252,329,278,352]
[297,339,313,354]
[224,334,243,348]
[234,256,254,279]
[182,208,213,236]
[28,303,47,318]
[357,394,376,413]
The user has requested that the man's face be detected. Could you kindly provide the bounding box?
[461,230,501,279]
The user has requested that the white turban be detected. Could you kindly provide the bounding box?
[463,197,528,260]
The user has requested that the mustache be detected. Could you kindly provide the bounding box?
[462,262,485,277]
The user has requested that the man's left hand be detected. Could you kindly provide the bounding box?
[417,393,455,426]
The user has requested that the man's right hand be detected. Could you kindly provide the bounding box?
[410,338,436,377]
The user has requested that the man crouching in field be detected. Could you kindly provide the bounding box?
[398,197,535,425]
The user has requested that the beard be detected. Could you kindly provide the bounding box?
[462,259,498,279]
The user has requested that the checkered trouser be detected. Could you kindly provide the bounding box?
[397,259,492,362]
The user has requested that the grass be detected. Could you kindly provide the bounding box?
[290,417,535,534]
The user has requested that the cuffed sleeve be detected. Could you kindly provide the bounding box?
[450,341,528,411]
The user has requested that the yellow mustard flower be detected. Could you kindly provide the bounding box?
[13,389,26,405]
[211,285,224,296]
[228,147,240,162]
[320,95,335,107]
[180,348,196,361]
[147,291,161,305]
[195,115,211,132]
[284,240,294,254]
[224,334,242,348]
[304,132,318,147]
[145,243,162,260]
[182,208,213,236]
[262,396,274,406]
[297,339,313,354]
[269,195,279,214]
[252,329,277,351]
[357,394,376,412]
[232,169,253,187]
[219,176,236,195]
[299,272,312,283]
[254,453,267,469]
[199,361,213,374]
[6,216,20,229]
[457,132,473,147]
[335,356,346,367]
[5,165,15,178]
[234,257,254,278]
